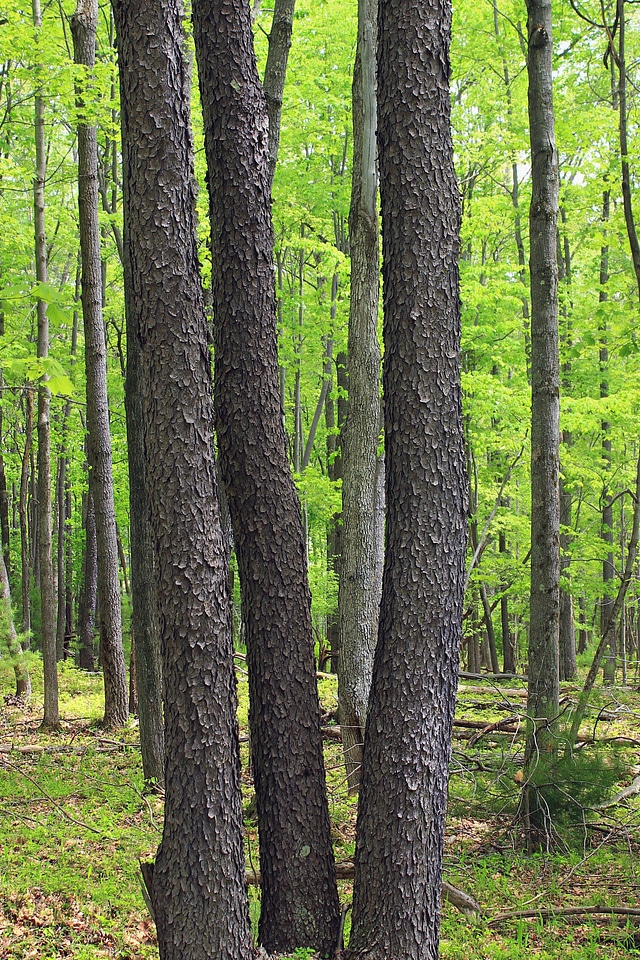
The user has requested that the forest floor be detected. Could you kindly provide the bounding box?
[1,659,639,959]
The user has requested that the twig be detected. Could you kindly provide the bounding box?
[0,755,103,835]
[489,904,640,925]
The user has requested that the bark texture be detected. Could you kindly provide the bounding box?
[525,0,560,760]
[337,0,381,794]
[71,0,128,729]
[192,1,340,953]
[77,487,97,671]
[347,1,468,957]
[263,0,295,189]
[112,2,252,957]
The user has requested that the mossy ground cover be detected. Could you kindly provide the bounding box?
[1,659,639,958]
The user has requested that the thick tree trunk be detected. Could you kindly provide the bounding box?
[192,2,340,953]
[112,2,252,957]
[33,0,58,730]
[71,0,128,730]
[525,0,560,763]
[347,1,468,957]
[337,0,381,795]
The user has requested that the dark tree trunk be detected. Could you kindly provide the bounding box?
[72,0,128,730]
[192,2,340,953]
[125,324,164,787]
[77,487,97,671]
[112,2,252,957]
[33,0,58,730]
[263,0,295,189]
[525,0,560,762]
[347,1,468,957]
[338,0,381,794]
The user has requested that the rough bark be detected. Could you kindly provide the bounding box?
[338,0,381,794]
[33,0,58,730]
[125,324,164,786]
[347,1,468,957]
[72,0,128,730]
[112,2,252,957]
[525,0,560,762]
[192,1,340,953]
[19,389,33,638]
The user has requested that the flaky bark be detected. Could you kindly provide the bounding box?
[337,0,381,794]
[72,0,128,728]
[347,1,468,957]
[525,0,560,762]
[192,1,340,953]
[112,1,252,956]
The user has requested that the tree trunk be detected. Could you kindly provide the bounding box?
[347,1,468,957]
[0,550,31,699]
[192,2,340,953]
[525,0,560,764]
[71,0,128,730]
[112,1,253,957]
[263,0,295,189]
[19,389,33,638]
[338,0,381,794]
[33,0,58,730]
[77,487,97,671]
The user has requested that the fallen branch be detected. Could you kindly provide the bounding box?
[246,863,483,917]
[0,755,103,835]
[489,904,640,925]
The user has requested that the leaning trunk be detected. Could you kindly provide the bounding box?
[192,1,340,953]
[112,0,253,956]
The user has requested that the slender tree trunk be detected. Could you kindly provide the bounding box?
[72,0,128,729]
[77,487,97,671]
[525,0,560,764]
[112,2,253,956]
[338,0,381,794]
[0,551,31,698]
[263,0,295,189]
[348,1,468,957]
[19,390,33,638]
[55,453,67,660]
[33,0,58,730]
[192,2,340,952]
[325,345,346,673]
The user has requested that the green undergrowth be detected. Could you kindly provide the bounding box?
[1,660,639,958]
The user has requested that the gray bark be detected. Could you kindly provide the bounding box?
[338,0,381,794]
[33,0,58,730]
[525,0,560,762]
[72,0,128,730]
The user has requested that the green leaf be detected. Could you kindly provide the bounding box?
[31,281,63,303]
[46,302,71,326]
[0,284,30,301]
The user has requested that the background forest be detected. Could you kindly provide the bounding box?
[2,0,640,958]
[1,0,638,677]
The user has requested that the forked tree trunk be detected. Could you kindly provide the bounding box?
[337,0,382,794]
[71,0,128,729]
[112,1,253,956]
[347,1,468,957]
[192,1,340,953]
[524,0,560,765]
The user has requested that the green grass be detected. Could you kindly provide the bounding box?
[1,659,639,958]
